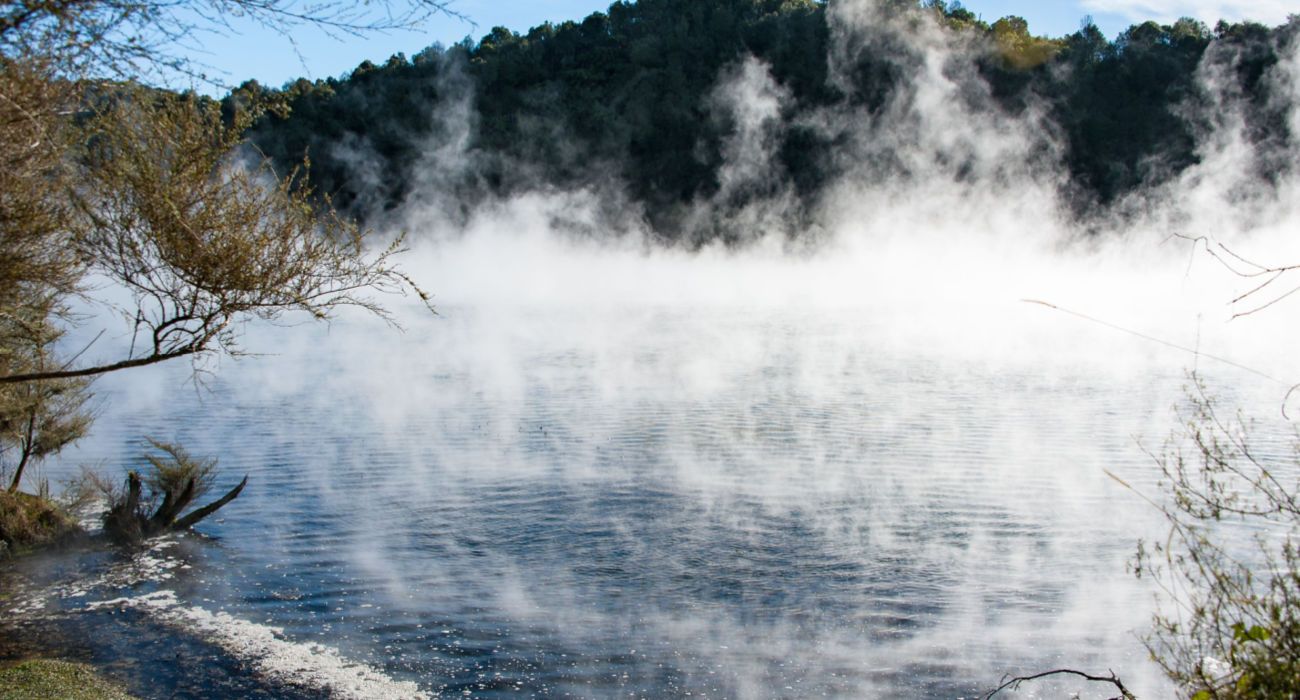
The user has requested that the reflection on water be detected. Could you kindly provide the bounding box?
[2,306,1267,698]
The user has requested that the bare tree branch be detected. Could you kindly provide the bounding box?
[1,1,470,86]
[983,668,1135,700]
[0,86,433,385]
[1172,233,1300,319]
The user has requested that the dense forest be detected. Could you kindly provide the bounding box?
[229,0,1297,242]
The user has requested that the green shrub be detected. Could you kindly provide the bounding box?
[0,491,80,558]
[1134,377,1300,699]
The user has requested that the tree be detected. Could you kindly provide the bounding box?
[0,86,430,385]
[0,330,92,493]
[1111,234,1300,699]
[990,16,1062,69]
[0,2,447,505]
[0,51,94,493]
[1126,378,1300,698]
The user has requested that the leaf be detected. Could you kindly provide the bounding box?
[1231,622,1271,643]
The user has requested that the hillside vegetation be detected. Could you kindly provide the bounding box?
[236,0,1296,241]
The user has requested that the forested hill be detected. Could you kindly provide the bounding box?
[231,0,1295,241]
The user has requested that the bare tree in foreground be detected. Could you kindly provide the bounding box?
[989,232,1300,698]
[0,1,446,531]
[2,86,431,385]
[1,0,466,83]
[1115,376,1300,699]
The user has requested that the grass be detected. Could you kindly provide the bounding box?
[0,660,136,700]
[0,491,82,559]
[0,498,129,699]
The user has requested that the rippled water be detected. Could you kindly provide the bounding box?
[2,305,1282,698]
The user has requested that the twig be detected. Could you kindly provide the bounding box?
[1170,233,1300,318]
[983,668,1135,699]
[1021,299,1286,386]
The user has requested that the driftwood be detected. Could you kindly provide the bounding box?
[173,476,247,530]
[983,668,1135,700]
[104,471,248,544]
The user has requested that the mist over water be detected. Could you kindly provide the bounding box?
[21,310,1206,698]
[8,2,1300,698]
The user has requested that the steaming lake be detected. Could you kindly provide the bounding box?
[1,303,1280,698]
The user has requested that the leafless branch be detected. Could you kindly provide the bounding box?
[983,668,1135,699]
[1172,233,1300,319]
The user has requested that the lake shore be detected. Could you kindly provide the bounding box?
[0,659,137,700]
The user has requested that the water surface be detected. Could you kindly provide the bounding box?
[5,305,1267,698]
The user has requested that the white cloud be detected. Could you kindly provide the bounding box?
[1082,0,1295,27]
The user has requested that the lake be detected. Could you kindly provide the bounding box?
[0,302,1285,698]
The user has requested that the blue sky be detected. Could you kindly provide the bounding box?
[184,0,1293,92]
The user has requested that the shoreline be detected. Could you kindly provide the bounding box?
[0,658,137,700]
[0,539,429,700]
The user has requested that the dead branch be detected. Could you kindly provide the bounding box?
[172,475,246,530]
[104,470,248,543]
[1172,233,1300,319]
[983,668,1135,700]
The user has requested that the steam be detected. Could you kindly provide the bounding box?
[364,2,1300,379]
[37,3,1300,698]
[1117,24,1300,231]
[353,1,1300,389]
[710,57,790,198]
[674,56,800,243]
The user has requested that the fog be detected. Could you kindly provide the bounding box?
[26,2,1300,698]
[374,0,1300,384]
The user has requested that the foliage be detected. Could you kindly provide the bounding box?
[138,438,216,504]
[1131,376,1300,698]
[98,439,247,543]
[14,85,430,384]
[0,58,80,311]
[0,489,80,557]
[989,16,1061,70]
[0,58,90,469]
[0,0,444,506]
[0,327,94,492]
[0,77,433,388]
[244,0,1298,238]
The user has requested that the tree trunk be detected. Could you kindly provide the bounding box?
[103,473,247,544]
[172,477,247,530]
[7,414,36,493]
[104,472,145,543]
[6,451,28,493]
[148,477,196,530]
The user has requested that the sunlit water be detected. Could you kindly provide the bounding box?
[2,305,1289,698]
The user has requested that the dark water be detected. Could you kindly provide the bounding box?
[4,306,1264,698]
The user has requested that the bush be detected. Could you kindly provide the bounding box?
[1132,376,1300,698]
[138,439,217,508]
[97,439,245,544]
[0,490,81,558]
